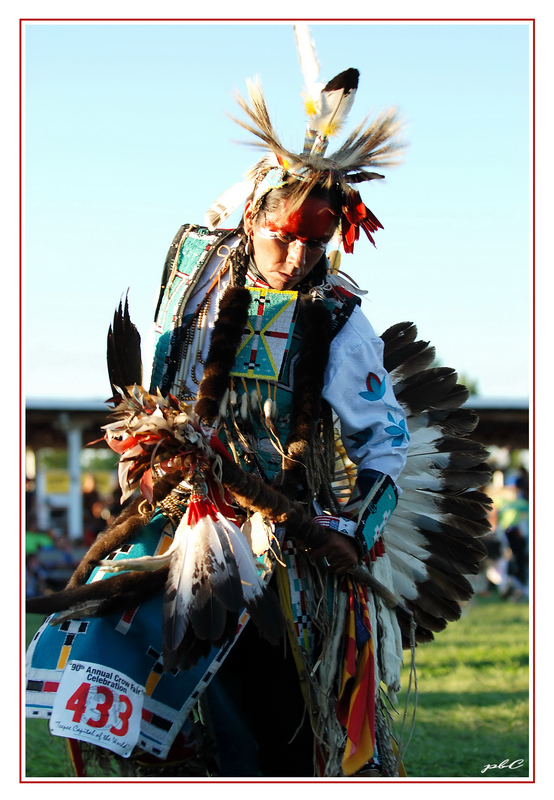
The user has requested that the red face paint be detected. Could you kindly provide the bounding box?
[246,196,337,291]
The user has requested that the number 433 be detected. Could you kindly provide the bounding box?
[66,682,133,737]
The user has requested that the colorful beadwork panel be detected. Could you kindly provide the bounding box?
[231,287,298,382]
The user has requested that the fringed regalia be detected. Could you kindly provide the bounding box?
[26,25,492,778]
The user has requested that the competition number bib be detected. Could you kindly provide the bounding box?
[50,660,144,758]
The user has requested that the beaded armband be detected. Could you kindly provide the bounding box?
[354,469,398,557]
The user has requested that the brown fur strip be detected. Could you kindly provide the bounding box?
[286,298,333,449]
[67,472,183,588]
[220,457,330,549]
[25,463,331,620]
[27,568,169,618]
[273,297,333,497]
[194,286,252,423]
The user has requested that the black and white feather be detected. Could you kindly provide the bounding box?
[378,322,491,647]
[161,512,243,670]
[93,506,283,670]
[301,66,360,155]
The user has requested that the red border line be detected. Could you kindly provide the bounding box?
[19,17,535,785]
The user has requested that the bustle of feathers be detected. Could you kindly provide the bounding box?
[378,321,492,648]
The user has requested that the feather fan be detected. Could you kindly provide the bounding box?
[94,495,284,671]
[161,511,243,669]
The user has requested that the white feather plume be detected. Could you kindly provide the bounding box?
[204,178,255,230]
[241,511,273,556]
[216,512,269,604]
[294,23,324,116]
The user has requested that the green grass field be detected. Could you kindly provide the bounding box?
[24,594,530,780]
[396,594,530,779]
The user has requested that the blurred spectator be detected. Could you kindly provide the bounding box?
[26,553,48,598]
[82,473,104,544]
[26,478,38,532]
[497,468,529,599]
[29,534,82,594]
[472,469,529,601]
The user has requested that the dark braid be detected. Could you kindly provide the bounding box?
[194,285,252,423]
[272,297,334,502]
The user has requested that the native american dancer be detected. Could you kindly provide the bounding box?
[26,26,491,778]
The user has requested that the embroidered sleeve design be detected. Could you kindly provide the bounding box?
[323,308,409,481]
[384,413,409,448]
[358,372,386,402]
[346,425,374,447]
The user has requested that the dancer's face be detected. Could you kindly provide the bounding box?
[244,195,337,291]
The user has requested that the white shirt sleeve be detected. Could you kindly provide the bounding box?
[322,305,409,483]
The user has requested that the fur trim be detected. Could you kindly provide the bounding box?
[67,472,183,587]
[274,297,334,499]
[194,286,251,423]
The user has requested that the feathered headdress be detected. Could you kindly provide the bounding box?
[205,24,404,254]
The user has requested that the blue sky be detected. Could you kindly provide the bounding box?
[22,20,531,401]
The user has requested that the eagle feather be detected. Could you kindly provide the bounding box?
[375,321,492,647]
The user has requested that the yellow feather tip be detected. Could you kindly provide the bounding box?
[321,119,345,138]
[304,97,318,117]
